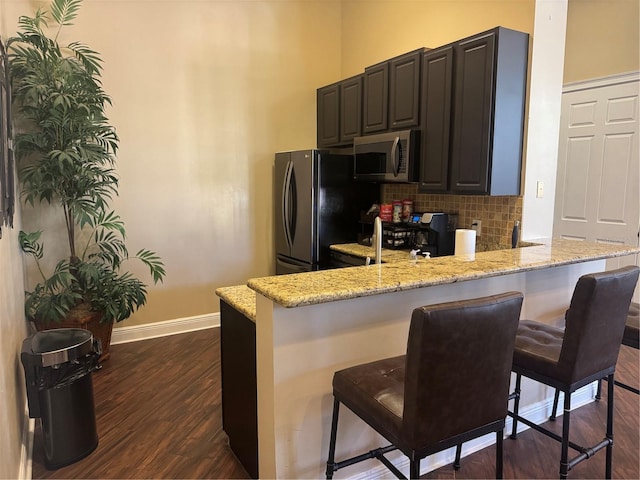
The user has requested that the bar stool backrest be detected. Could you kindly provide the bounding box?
[558,266,639,385]
[402,292,523,447]
[626,301,639,349]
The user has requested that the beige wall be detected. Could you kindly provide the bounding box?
[1,0,636,333]
[564,0,639,83]
[1,0,343,328]
[0,197,27,478]
[340,0,535,76]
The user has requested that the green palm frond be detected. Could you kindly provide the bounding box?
[68,41,102,74]
[136,249,166,284]
[19,231,44,260]
[50,0,82,27]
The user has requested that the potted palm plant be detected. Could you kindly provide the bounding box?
[8,0,165,360]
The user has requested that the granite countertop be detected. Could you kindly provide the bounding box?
[247,239,640,308]
[216,285,256,321]
[331,241,541,260]
[330,243,421,263]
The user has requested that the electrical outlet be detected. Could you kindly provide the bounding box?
[471,219,482,236]
[536,181,544,198]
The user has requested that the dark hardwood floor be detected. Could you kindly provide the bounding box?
[32,329,639,479]
[425,344,639,479]
[31,328,248,479]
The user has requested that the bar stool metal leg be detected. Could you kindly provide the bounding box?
[454,444,462,470]
[550,389,560,421]
[496,430,504,479]
[510,373,522,439]
[409,459,420,479]
[560,391,572,479]
[326,398,340,480]
[606,373,614,479]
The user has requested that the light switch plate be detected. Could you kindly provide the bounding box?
[471,219,482,236]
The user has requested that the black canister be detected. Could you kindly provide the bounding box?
[512,221,520,248]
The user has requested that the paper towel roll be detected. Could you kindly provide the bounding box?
[455,229,476,257]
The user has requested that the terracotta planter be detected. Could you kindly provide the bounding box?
[35,304,113,362]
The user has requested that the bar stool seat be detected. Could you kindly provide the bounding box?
[511,320,564,378]
[508,265,639,479]
[332,355,406,446]
[325,292,524,480]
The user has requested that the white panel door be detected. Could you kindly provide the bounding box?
[554,73,639,298]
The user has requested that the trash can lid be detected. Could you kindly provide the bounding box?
[31,328,94,367]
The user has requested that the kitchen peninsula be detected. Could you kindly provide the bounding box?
[216,239,639,479]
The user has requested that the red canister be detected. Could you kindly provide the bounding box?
[392,201,402,223]
[402,199,413,222]
[379,203,393,222]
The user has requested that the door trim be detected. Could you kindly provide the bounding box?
[563,71,639,93]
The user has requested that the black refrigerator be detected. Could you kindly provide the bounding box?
[275,150,378,275]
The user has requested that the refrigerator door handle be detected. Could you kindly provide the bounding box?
[282,160,293,249]
[288,161,297,245]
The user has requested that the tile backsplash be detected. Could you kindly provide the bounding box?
[381,184,523,250]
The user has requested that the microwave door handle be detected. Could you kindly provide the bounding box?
[391,136,400,177]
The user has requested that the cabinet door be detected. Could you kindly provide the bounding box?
[340,75,362,143]
[450,31,495,194]
[489,27,528,195]
[419,45,453,192]
[363,62,389,134]
[317,83,340,147]
[389,49,422,129]
[220,301,258,479]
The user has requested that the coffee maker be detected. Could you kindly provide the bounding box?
[409,212,456,257]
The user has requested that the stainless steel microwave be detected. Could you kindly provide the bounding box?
[353,130,419,182]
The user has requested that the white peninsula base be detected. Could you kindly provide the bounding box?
[254,260,605,479]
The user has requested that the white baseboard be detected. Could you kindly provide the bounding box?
[19,402,34,480]
[354,383,597,480]
[111,312,220,345]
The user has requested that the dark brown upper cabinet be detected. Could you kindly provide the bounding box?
[363,49,424,135]
[362,62,389,134]
[389,49,423,129]
[317,82,340,147]
[316,26,528,192]
[317,75,362,148]
[419,45,453,192]
[340,75,363,144]
[449,27,528,195]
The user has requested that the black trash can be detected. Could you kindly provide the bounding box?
[21,328,101,470]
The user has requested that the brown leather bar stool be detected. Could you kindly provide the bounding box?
[624,301,640,349]
[508,266,639,479]
[325,292,524,480]
[549,300,640,419]
[602,300,639,395]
